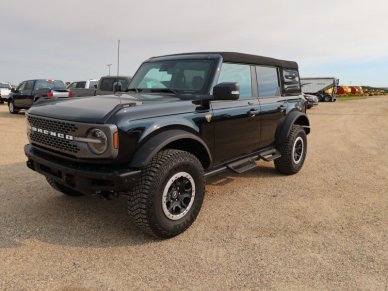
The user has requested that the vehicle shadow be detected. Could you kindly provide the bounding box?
[0,161,282,249]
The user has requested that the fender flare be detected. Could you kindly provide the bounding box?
[129,129,212,168]
[276,111,310,145]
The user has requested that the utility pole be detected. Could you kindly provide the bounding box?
[117,40,120,76]
[107,64,112,76]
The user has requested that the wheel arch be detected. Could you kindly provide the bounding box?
[276,111,310,145]
[129,129,212,169]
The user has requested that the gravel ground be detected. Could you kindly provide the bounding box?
[0,97,387,290]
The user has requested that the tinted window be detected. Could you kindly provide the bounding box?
[256,66,280,97]
[218,63,252,98]
[100,78,130,91]
[76,81,86,88]
[16,82,26,91]
[283,69,301,94]
[25,81,34,90]
[35,80,66,90]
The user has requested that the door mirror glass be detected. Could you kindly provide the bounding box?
[213,82,240,100]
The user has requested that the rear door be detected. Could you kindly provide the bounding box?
[256,66,286,148]
[211,63,261,164]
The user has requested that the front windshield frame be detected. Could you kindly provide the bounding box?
[128,58,218,95]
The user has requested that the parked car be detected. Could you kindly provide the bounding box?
[68,76,132,97]
[0,82,12,103]
[304,93,319,109]
[8,79,71,114]
[67,79,98,97]
[24,52,310,238]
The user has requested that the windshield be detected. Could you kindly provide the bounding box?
[0,83,11,89]
[128,60,214,94]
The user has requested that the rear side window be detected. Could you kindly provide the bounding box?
[256,66,280,97]
[282,69,301,95]
[35,80,66,90]
[76,81,86,88]
[217,63,252,99]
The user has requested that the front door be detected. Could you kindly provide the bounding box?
[211,63,261,164]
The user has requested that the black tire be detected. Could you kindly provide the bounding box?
[316,94,323,102]
[324,94,332,102]
[8,100,19,114]
[46,177,83,197]
[275,125,307,175]
[128,149,205,239]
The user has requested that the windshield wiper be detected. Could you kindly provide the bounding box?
[149,88,179,95]
[126,88,142,93]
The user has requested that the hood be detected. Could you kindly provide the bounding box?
[27,92,203,124]
[27,95,140,123]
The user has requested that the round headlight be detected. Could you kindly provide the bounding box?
[87,128,108,155]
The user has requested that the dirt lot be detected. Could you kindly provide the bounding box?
[0,97,387,290]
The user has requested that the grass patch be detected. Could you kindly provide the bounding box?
[338,95,368,101]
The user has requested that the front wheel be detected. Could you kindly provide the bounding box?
[275,125,307,175]
[8,100,19,114]
[128,149,205,238]
[324,94,332,102]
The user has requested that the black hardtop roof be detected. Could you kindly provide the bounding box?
[149,52,298,70]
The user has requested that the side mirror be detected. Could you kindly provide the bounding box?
[93,84,97,89]
[113,82,122,93]
[213,82,240,100]
[11,88,16,93]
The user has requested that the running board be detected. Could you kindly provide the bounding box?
[227,158,258,174]
[258,149,281,162]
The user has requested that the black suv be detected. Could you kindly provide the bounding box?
[24,52,310,238]
[8,79,71,114]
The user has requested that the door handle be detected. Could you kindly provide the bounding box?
[248,108,260,116]
[278,104,287,111]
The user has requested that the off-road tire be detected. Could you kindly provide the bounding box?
[46,177,83,197]
[275,125,307,175]
[128,149,205,239]
[8,100,19,114]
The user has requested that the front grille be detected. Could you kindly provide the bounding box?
[28,115,80,155]
[28,116,78,133]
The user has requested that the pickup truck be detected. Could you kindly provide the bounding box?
[0,82,12,103]
[8,79,71,114]
[68,76,132,97]
[25,52,310,238]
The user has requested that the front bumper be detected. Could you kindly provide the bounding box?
[25,144,141,195]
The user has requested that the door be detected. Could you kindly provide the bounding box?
[256,66,287,148]
[14,80,34,107]
[211,63,261,164]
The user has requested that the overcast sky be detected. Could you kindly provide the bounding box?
[1,0,387,86]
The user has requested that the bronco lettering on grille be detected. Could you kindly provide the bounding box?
[31,126,74,140]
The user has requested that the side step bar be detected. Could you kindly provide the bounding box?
[258,149,281,162]
[204,148,282,177]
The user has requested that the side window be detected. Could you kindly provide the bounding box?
[217,63,252,99]
[68,82,77,89]
[25,81,34,91]
[256,66,280,97]
[282,69,301,95]
[76,81,86,88]
[17,82,26,91]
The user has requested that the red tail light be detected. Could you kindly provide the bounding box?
[68,91,73,98]
[47,92,54,98]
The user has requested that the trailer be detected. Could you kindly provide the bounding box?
[300,77,339,102]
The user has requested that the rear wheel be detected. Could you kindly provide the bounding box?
[46,177,83,197]
[8,100,19,114]
[128,149,205,238]
[324,94,332,102]
[275,125,307,175]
